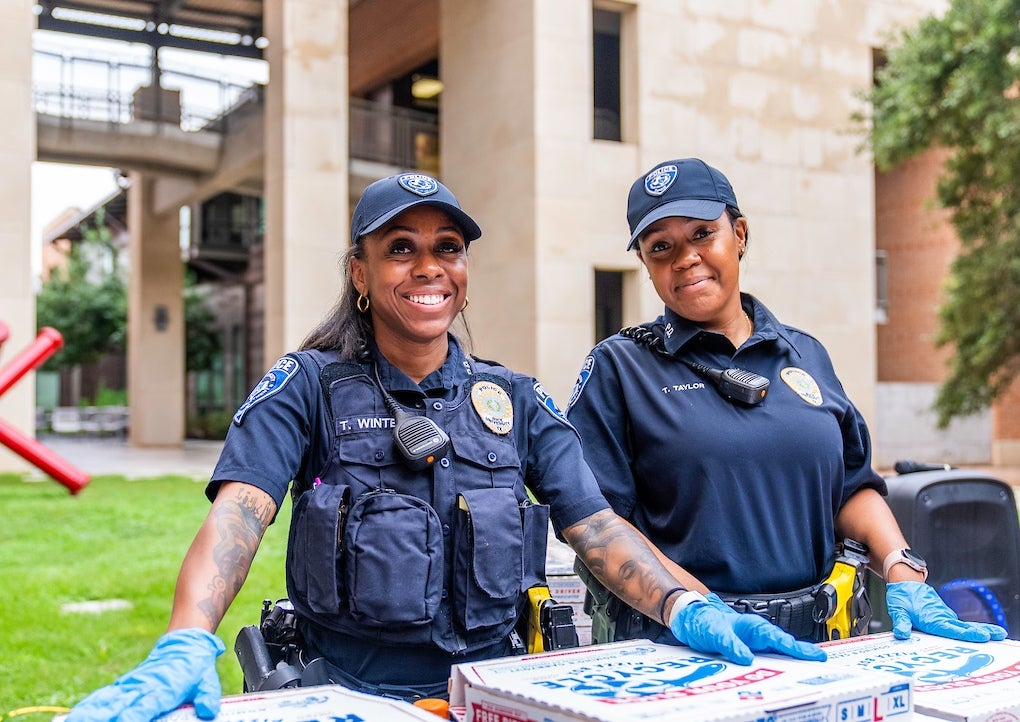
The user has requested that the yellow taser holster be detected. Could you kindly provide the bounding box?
[523,585,579,653]
[814,539,872,640]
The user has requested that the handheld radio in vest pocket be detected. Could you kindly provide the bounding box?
[373,364,450,470]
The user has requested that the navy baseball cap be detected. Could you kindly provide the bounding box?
[626,158,739,250]
[350,173,482,245]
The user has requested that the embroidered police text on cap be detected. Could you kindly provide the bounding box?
[626,158,739,250]
[350,173,482,245]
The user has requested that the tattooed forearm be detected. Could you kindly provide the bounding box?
[563,509,683,625]
[196,487,274,625]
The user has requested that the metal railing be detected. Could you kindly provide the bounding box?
[350,97,439,172]
[32,83,240,132]
[33,50,440,170]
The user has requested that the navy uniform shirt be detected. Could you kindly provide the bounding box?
[208,336,608,532]
[566,294,885,594]
[206,336,609,687]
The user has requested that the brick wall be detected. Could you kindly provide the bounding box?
[875,149,957,383]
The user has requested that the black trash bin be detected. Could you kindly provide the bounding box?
[868,468,1020,639]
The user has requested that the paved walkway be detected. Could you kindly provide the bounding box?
[25,435,1020,489]
[35,435,225,480]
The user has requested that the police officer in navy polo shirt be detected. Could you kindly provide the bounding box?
[567,158,1008,649]
[67,172,825,722]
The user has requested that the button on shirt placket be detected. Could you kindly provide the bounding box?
[427,397,456,635]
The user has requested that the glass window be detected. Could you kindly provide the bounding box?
[593,7,622,142]
[595,270,624,342]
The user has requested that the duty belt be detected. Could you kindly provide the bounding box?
[577,538,872,645]
[717,586,821,641]
[588,584,827,644]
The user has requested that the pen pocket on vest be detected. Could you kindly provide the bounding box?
[287,482,351,614]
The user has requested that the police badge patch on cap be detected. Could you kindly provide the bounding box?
[780,367,823,406]
[397,173,440,197]
[471,380,513,435]
[645,164,678,196]
[233,356,300,425]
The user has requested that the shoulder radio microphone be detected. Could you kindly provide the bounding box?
[681,359,770,405]
[619,325,769,405]
[373,364,450,470]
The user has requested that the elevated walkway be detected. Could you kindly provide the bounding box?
[33,50,439,185]
[37,113,223,175]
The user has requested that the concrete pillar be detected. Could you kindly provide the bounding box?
[0,1,36,472]
[441,0,540,378]
[441,0,623,403]
[262,0,348,364]
[127,172,184,447]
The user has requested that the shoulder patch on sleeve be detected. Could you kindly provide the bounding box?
[534,382,572,427]
[566,354,596,411]
[233,355,301,426]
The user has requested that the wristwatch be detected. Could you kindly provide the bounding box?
[883,548,928,582]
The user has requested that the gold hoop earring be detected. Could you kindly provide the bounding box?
[356,294,370,313]
[461,297,470,312]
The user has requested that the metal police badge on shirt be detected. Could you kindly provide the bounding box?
[233,355,300,425]
[471,380,513,435]
[780,367,823,406]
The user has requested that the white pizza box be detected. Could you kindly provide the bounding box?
[548,572,594,642]
[546,531,579,576]
[450,639,912,722]
[545,529,594,644]
[822,631,1020,722]
[145,685,440,721]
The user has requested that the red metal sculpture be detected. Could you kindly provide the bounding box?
[0,323,90,494]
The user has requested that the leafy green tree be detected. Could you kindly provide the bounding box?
[184,269,221,373]
[38,218,221,376]
[36,218,126,370]
[860,0,1020,426]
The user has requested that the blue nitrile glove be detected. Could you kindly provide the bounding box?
[669,592,827,666]
[66,628,225,722]
[886,581,1008,642]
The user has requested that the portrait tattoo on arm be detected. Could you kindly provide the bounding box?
[197,487,275,626]
[566,509,678,623]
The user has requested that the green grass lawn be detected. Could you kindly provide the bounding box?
[0,473,290,717]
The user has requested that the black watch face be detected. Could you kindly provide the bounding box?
[903,549,927,568]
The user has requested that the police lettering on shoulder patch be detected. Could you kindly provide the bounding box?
[780,367,823,406]
[471,380,513,435]
[566,355,595,411]
[645,164,678,196]
[534,382,571,426]
[233,356,300,425]
[397,173,439,197]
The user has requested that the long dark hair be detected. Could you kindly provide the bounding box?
[299,245,371,359]
[298,240,474,359]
